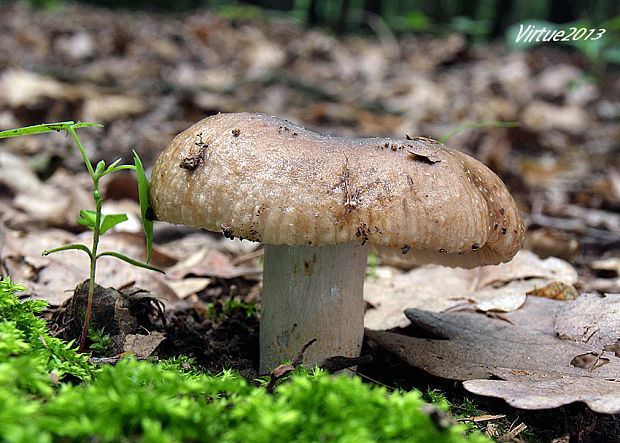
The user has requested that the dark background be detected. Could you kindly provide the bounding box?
[25,0,620,37]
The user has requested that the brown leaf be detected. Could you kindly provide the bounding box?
[366,303,620,413]
[0,69,70,107]
[0,226,177,306]
[123,331,166,358]
[166,277,212,299]
[364,250,577,330]
[526,281,579,300]
[522,101,590,135]
[502,296,561,336]
[604,339,620,357]
[0,153,92,230]
[82,94,147,122]
[167,248,260,280]
[554,293,620,350]
[524,228,579,261]
[1,227,87,305]
[463,377,619,414]
[265,338,316,392]
[569,352,609,370]
[476,250,577,288]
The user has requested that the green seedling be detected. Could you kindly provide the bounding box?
[87,326,114,357]
[0,121,162,353]
[207,299,259,321]
[438,121,521,144]
[221,299,258,319]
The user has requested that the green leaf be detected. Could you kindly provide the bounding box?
[438,121,520,144]
[71,122,104,130]
[0,121,74,138]
[0,121,102,139]
[77,209,97,229]
[77,210,128,234]
[96,251,164,273]
[42,244,93,259]
[109,158,122,169]
[101,164,135,176]
[94,160,106,177]
[99,213,128,234]
[402,11,431,31]
[134,150,154,264]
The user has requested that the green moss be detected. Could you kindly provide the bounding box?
[0,277,93,389]
[0,277,490,442]
[26,361,487,442]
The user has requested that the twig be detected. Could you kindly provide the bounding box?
[265,338,317,393]
[502,422,527,440]
[457,414,506,423]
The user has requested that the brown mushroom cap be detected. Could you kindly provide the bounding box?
[149,112,525,267]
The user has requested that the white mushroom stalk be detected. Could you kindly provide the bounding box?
[261,243,369,373]
[149,112,525,374]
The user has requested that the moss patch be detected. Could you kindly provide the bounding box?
[0,277,488,442]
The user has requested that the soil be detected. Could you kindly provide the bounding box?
[50,279,259,378]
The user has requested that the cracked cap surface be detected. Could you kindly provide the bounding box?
[149,112,525,267]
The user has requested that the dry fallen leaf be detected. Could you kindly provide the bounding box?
[476,250,577,287]
[463,377,619,415]
[522,101,590,135]
[167,248,261,280]
[1,227,87,305]
[0,226,178,306]
[502,295,561,336]
[1,219,263,307]
[605,339,620,357]
[123,331,166,358]
[82,94,147,122]
[554,293,620,350]
[591,257,620,278]
[364,250,578,330]
[526,281,579,300]
[166,277,213,299]
[0,153,92,230]
[0,69,70,107]
[367,299,620,414]
[523,228,579,261]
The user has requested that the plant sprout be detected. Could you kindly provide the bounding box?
[438,121,520,144]
[0,121,162,352]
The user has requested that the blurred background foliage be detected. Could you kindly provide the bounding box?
[23,0,619,36]
[22,0,619,64]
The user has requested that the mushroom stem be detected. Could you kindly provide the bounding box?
[260,242,369,374]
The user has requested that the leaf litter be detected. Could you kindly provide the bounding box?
[0,2,618,439]
[367,295,620,414]
[364,250,579,330]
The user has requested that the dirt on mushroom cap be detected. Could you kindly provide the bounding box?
[149,112,525,267]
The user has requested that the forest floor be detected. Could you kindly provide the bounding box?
[0,2,618,441]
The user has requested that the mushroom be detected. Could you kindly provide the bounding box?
[149,112,525,373]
